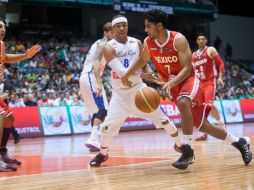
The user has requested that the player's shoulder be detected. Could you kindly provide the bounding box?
[127,36,139,43]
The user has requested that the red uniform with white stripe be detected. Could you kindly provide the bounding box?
[146,30,208,128]
[192,46,217,105]
[0,41,6,115]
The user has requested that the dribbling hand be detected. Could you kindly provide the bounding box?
[121,75,132,88]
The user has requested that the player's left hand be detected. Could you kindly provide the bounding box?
[25,44,41,59]
[121,75,132,88]
[217,77,224,88]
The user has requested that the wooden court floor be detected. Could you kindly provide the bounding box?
[0,123,253,190]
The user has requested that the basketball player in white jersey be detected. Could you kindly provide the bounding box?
[79,22,114,151]
[90,15,183,167]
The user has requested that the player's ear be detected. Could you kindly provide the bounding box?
[157,22,163,30]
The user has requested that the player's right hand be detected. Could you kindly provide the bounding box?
[121,75,132,88]
[26,44,41,59]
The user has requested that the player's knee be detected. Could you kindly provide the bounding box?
[4,117,13,128]
[177,97,191,110]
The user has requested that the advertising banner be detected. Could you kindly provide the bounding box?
[68,106,92,133]
[239,99,254,122]
[39,106,72,135]
[12,107,43,137]
[160,101,181,126]
[222,100,243,123]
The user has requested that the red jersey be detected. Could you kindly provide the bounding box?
[145,30,194,82]
[192,46,217,81]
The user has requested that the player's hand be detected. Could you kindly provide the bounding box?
[96,83,103,97]
[25,44,41,59]
[121,75,132,88]
[217,77,224,88]
[161,81,174,92]
[1,93,9,100]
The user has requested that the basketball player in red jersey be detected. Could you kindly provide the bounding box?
[193,34,225,141]
[0,19,41,171]
[121,9,252,169]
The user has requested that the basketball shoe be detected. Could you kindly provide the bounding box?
[172,144,195,170]
[90,153,108,167]
[232,137,252,165]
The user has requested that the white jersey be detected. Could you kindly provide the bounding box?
[81,37,107,74]
[107,37,142,90]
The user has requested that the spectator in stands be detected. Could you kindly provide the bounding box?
[24,94,38,106]
[8,94,25,108]
[37,93,53,106]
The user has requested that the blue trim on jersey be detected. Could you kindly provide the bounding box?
[88,72,105,110]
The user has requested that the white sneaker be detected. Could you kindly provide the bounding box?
[85,138,100,152]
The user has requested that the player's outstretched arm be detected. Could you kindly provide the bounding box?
[3,44,41,63]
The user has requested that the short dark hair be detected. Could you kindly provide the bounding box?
[197,33,207,39]
[144,9,168,28]
[103,22,112,32]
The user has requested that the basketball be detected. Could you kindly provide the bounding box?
[135,87,160,113]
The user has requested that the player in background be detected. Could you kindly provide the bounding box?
[79,23,114,151]
[193,34,225,141]
[121,9,252,169]
[0,18,41,171]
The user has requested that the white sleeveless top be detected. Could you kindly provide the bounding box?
[107,37,143,90]
[81,37,107,74]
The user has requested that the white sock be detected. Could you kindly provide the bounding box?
[100,135,113,156]
[100,147,109,156]
[89,126,99,141]
[183,135,193,146]
[225,134,239,144]
[172,136,183,147]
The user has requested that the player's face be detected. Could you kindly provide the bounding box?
[105,29,114,41]
[113,22,128,40]
[0,21,6,41]
[197,36,207,48]
[145,20,160,40]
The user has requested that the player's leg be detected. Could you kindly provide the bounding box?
[11,126,20,144]
[79,73,99,113]
[200,117,252,165]
[80,73,108,150]
[90,94,127,167]
[0,113,21,166]
[85,109,107,152]
[171,77,202,169]
[0,111,17,172]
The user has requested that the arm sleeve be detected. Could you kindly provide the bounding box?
[214,54,225,74]
[108,57,126,77]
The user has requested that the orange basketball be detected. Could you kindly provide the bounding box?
[135,87,160,113]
